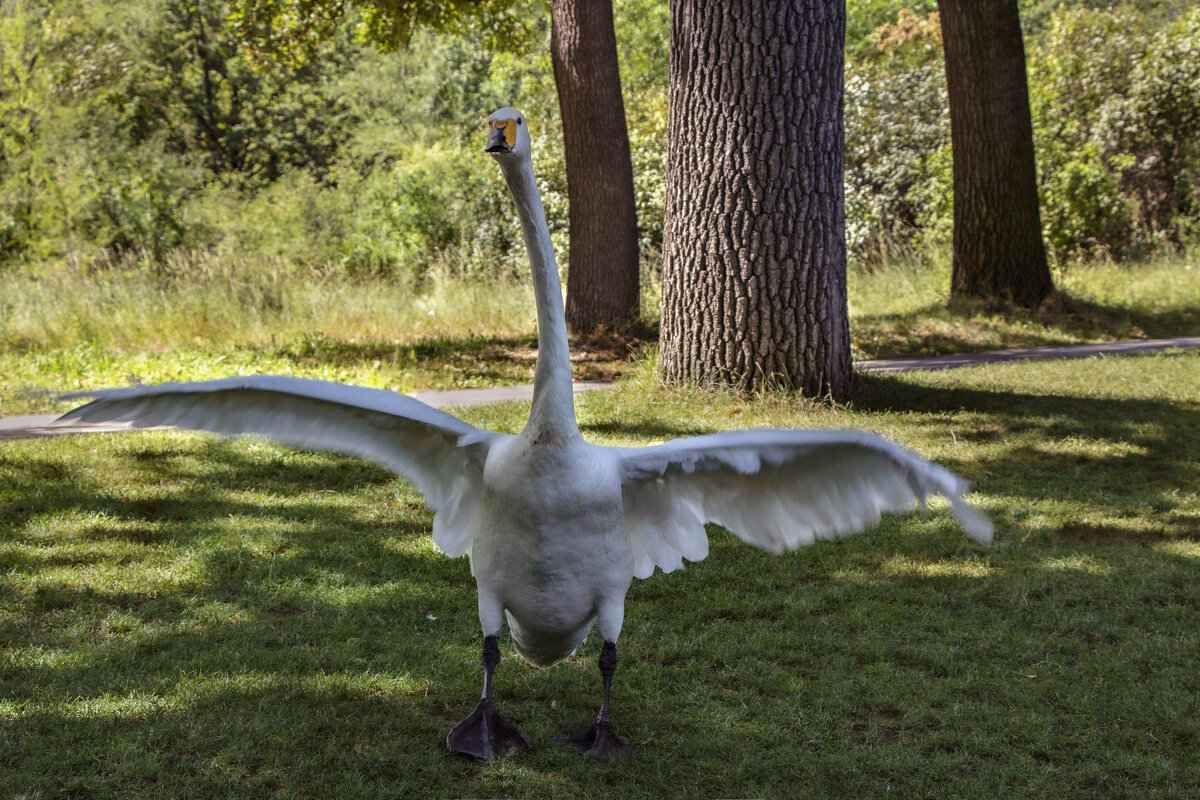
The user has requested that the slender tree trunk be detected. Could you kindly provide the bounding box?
[937,0,1053,306]
[660,0,851,398]
[549,0,640,333]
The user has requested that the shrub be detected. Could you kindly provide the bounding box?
[844,11,950,265]
[1030,7,1200,259]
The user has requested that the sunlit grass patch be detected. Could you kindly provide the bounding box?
[2,352,1198,797]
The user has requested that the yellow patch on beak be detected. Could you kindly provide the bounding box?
[492,119,516,148]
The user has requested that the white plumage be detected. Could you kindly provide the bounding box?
[59,108,991,760]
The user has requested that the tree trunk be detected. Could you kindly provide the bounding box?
[549,0,640,333]
[937,0,1053,306]
[660,0,852,398]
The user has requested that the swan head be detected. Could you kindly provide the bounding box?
[485,107,532,160]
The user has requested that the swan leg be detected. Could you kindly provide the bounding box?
[558,641,634,760]
[447,635,531,760]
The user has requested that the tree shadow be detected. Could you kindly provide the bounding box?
[4,366,1200,793]
[848,372,1200,530]
[580,419,713,440]
[270,328,644,384]
[852,290,1200,359]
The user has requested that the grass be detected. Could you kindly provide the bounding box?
[0,254,647,416]
[3,350,1200,798]
[4,252,1199,417]
[848,252,1200,359]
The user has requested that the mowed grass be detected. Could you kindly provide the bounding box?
[3,350,1199,798]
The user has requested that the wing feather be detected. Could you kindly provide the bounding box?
[58,376,506,557]
[615,429,992,579]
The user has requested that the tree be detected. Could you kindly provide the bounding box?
[0,3,52,260]
[233,0,641,330]
[937,0,1053,306]
[549,0,640,332]
[128,0,355,188]
[659,0,852,398]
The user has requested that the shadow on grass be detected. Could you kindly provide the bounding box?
[580,418,714,440]
[271,328,646,385]
[848,373,1200,547]
[852,291,1200,360]
[3,373,1200,796]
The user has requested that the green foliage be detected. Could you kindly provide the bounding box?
[325,144,527,281]
[3,0,1196,279]
[75,148,203,260]
[846,0,937,58]
[0,4,57,261]
[230,0,527,66]
[844,11,949,265]
[843,3,1200,265]
[115,0,359,188]
[1030,6,1200,260]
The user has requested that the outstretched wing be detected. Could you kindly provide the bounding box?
[58,376,507,557]
[614,429,992,579]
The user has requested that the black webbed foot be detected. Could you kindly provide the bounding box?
[447,697,531,760]
[558,719,634,760]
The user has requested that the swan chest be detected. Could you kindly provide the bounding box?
[471,438,632,647]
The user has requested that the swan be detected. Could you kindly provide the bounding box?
[57,107,993,761]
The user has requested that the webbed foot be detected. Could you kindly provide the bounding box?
[447,698,531,760]
[558,719,634,760]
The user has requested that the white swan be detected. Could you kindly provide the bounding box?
[58,108,993,760]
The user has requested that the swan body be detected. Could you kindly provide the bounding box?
[476,436,630,668]
[58,108,992,760]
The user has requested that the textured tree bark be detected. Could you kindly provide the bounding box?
[660,0,852,398]
[549,0,641,333]
[937,0,1053,306]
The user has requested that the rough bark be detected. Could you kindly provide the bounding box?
[660,0,852,398]
[937,0,1053,306]
[549,0,640,333]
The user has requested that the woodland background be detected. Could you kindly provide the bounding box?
[2,0,1197,292]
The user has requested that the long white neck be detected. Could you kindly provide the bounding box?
[497,154,579,443]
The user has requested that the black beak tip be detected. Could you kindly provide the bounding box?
[485,143,511,154]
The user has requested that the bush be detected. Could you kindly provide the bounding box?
[1030,7,1200,260]
[844,11,950,265]
[842,5,1200,266]
[328,144,527,282]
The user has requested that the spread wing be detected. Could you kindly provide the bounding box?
[614,429,992,579]
[58,375,507,557]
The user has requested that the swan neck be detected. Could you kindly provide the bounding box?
[499,155,578,441]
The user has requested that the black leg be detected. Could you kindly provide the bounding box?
[446,635,531,759]
[558,641,634,759]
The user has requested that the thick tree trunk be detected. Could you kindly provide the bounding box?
[660,0,852,398]
[937,0,1053,306]
[549,0,640,333]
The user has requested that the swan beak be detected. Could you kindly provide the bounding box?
[486,119,516,154]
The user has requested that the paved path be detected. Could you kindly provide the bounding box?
[3,336,1198,441]
[854,335,1200,373]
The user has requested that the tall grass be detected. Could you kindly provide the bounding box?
[847,250,1200,320]
[0,251,538,353]
[3,247,1196,369]
[846,250,1200,358]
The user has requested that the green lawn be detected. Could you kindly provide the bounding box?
[3,351,1199,798]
